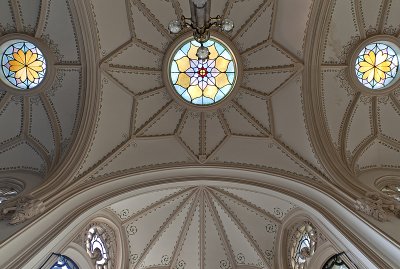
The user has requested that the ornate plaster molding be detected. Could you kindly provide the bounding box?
[354,191,400,222]
[0,195,44,224]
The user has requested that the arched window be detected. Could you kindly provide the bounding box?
[323,253,350,269]
[86,226,110,268]
[289,223,317,269]
[50,255,79,269]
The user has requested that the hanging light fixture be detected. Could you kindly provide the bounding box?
[168,0,234,60]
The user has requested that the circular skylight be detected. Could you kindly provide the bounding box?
[169,37,237,106]
[1,40,47,90]
[355,42,399,90]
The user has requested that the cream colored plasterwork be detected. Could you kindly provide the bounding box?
[74,0,325,188]
[0,0,85,177]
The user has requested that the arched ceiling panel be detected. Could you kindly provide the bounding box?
[107,186,296,269]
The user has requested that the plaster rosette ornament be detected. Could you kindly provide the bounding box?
[354,192,400,222]
[0,196,45,224]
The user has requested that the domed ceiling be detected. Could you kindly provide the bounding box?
[0,0,83,176]
[77,0,326,182]
[108,185,296,269]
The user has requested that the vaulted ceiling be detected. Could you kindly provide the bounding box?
[0,0,83,177]
[0,0,399,196]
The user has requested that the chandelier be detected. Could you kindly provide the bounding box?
[168,0,234,60]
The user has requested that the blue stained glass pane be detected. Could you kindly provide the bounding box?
[181,91,191,101]
[220,85,232,95]
[174,85,186,95]
[174,50,186,60]
[171,72,179,84]
[227,73,235,84]
[170,61,179,73]
[215,43,224,54]
[203,96,214,104]
[214,90,225,102]
[180,43,191,55]
[203,40,214,47]
[192,96,203,104]
[221,50,232,60]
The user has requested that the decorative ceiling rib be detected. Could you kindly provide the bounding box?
[319,0,400,176]
[77,0,327,183]
[0,0,84,177]
[108,186,296,269]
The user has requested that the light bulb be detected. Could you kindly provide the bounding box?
[196,46,210,60]
[168,20,182,34]
[221,18,234,32]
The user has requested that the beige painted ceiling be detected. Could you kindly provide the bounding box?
[1,0,399,189]
[107,185,296,269]
[77,0,325,183]
[0,0,83,176]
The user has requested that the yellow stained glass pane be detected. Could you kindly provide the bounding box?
[188,85,202,99]
[176,57,190,72]
[215,57,230,72]
[203,85,219,99]
[216,73,229,88]
[208,45,219,60]
[176,73,190,88]
[188,43,199,59]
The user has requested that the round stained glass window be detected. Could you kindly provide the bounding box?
[169,37,237,106]
[1,40,47,90]
[355,42,399,90]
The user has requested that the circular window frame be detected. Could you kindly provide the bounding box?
[163,31,243,111]
[348,35,400,96]
[0,33,56,95]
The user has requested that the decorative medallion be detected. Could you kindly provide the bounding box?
[165,34,239,108]
[1,40,47,90]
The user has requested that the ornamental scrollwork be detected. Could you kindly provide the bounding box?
[354,192,400,222]
[0,196,45,224]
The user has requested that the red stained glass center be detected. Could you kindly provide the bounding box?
[198,67,208,78]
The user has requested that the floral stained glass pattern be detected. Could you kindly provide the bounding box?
[1,41,46,89]
[170,38,236,105]
[355,42,399,89]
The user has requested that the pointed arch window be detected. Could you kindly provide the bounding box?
[86,226,110,269]
[289,223,317,269]
[323,253,350,269]
[50,255,79,269]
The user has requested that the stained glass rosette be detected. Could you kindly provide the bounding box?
[355,42,399,90]
[170,38,236,106]
[1,41,47,90]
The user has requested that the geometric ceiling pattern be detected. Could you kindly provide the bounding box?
[320,0,400,176]
[0,0,83,176]
[77,0,326,182]
[108,186,296,269]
